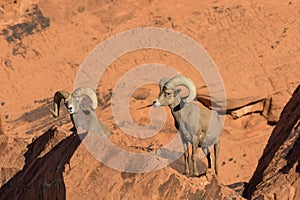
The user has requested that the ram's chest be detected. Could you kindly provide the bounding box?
[177,124,196,142]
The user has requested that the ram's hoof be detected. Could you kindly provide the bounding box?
[183,172,190,177]
[203,169,214,181]
[193,172,200,177]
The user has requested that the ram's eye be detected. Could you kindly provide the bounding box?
[166,92,171,96]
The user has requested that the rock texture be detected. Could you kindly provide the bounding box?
[0,117,25,187]
[0,127,69,199]
[0,116,2,135]
[244,85,300,199]
[1,0,299,124]
[0,127,242,200]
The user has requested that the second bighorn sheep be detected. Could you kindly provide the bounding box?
[50,87,111,137]
[153,76,222,176]
[50,87,98,118]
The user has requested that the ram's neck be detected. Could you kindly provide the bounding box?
[169,96,180,110]
[169,96,184,128]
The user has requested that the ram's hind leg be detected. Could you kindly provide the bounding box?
[202,147,212,169]
[214,140,220,175]
[192,139,199,177]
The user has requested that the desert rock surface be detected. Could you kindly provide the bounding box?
[245,85,300,199]
[0,0,299,199]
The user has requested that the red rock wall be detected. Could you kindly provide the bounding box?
[245,85,300,199]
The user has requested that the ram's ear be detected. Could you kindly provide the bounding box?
[174,88,182,96]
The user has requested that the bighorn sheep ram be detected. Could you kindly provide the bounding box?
[50,87,111,137]
[153,76,222,176]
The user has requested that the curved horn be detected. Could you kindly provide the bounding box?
[159,78,170,91]
[50,90,70,118]
[166,76,196,103]
[72,87,98,110]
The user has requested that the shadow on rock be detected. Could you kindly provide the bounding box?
[0,126,85,200]
[170,154,207,176]
[244,85,300,199]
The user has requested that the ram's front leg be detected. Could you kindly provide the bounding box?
[192,137,199,177]
[183,141,190,176]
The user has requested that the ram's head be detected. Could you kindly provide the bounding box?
[153,75,196,107]
[50,87,98,117]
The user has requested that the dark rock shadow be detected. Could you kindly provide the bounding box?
[243,85,300,198]
[279,123,300,174]
[156,147,208,176]
[0,127,85,200]
[170,154,207,176]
